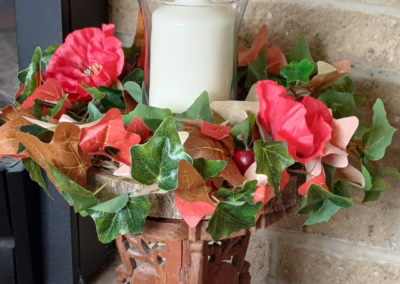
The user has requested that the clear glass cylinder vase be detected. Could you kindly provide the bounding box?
[138,0,249,113]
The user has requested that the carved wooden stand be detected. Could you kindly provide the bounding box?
[115,206,295,284]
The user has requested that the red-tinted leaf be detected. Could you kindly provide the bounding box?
[267,45,288,76]
[298,170,328,195]
[15,84,25,99]
[175,195,216,227]
[22,78,71,119]
[254,184,275,211]
[201,121,231,140]
[127,117,151,142]
[238,25,268,67]
[79,109,140,165]
[280,169,290,191]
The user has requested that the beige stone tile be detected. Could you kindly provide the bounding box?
[272,243,400,284]
[356,0,400,6]
[240,1,400,72]
[246,232,271,284]
[108,0,139,34]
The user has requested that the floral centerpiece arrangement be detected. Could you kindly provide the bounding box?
[0,20,397,243]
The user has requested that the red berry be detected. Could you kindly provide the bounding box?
[233,149,255,175]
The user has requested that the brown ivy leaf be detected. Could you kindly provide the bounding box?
[123,90,138,113]
[17,122,93,190]
[0,113,33,157]
[183,126,225,160]
[296,61,351,96]
[175,160,213,204]
[183,126,245,186]
[220,136,235,156]
[0,105,19,122]
[46,116,60,125]
[135,11,145,51]
[220,156,246,187]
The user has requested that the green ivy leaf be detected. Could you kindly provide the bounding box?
[22,158,52,198]
[122,68,144,86]
[46,94,69,117]
[353,124,369,141]
[205,201,263,241]
[254,140,294,196]
[17,47,42,104]
[280,59,314,85]
[353,93,366,107]
[244,49,268,90]
[18,69,28,84]
[90,193,129,213]
[81,83,105,100]
[323,163,336,192]
[47,162,99,212]
[362,191,382,204]
[87,196,151,244]
[88,102,104,122]
[192,158,227,181]
[42,44,60,67]
[333,181,352,198]
[382,167,400,179]
[173,91,215,130]
[285,35,317,75]
[362,99,396,161]
[230,113,256,150]
[130,117,192,190]
[32,99,43,119]
[332,77,354,94]
[297,184,353,216]
[301,199,340,230]
[98,86,126,111]
[124,81,142,104]
[318,89,356,119]
[122,42,141,63]
[216,180,258,204]
[268,75,288,87]
[362,159,386,191]
[130,104,173,131]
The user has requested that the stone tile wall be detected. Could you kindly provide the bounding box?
[108,0,400,282]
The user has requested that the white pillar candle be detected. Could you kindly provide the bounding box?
[149,0,235,113]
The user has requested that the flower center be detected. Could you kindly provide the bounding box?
[82,63,102,76]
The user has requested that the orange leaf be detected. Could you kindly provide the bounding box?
[0,105,19,122]
[123,90,138,113]
[0,114,33,158]
[220,156,246,187]
[200,121,231,140]
[175,195,215,227]
[175,160,213,204]
[267,45,288,76]
[183,126,225,160]
[238,25,268,67]
[134,11,146,51]
[79,109,141,166]
[16,123,93,189]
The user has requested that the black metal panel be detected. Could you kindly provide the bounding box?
[14,0,64,70]
[7,162,42,284]
[0,170,12,236]
[0,238,15,284]
[14,0,109,71]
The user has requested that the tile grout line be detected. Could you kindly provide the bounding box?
[256,0,400,18]
[263,227,400,266]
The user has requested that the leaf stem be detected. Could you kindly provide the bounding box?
[344,180,364,189]
[94,177,125,196]
[211,195,220,204]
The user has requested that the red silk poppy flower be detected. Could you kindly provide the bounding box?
[43,24,124,101]
[256,80,333,163]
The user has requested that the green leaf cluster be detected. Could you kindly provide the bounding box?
[280,59,314,86]
[254,140,294,196]
[206,181,263,241]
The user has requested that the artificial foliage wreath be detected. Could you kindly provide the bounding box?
[0,19,397,243]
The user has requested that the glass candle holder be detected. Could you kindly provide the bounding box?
[138,0,249,112]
